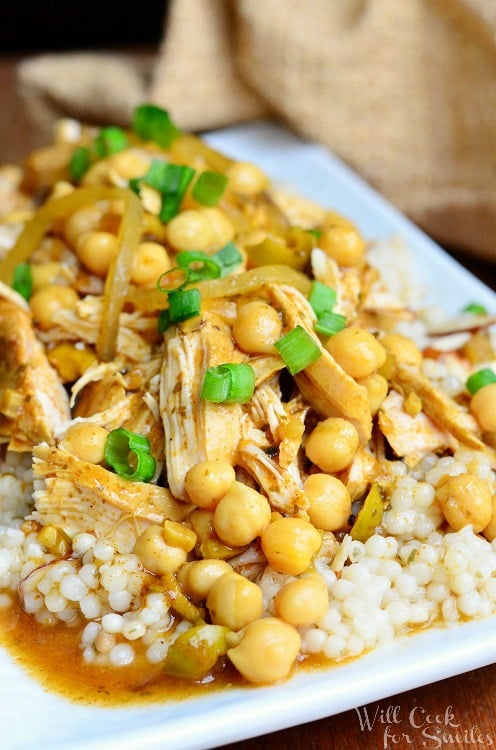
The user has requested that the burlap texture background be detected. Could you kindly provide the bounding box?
[16,0,496,260]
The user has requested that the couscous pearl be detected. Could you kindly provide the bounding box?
[60,574,88,602]
[81,621,101,646]
[386,601,410,627]
[347,634,365,655]
[79,563,98,589]
[407,562,433,585]
[101,566,129,593]
[378,560,402,580]
[324,634,347,659]
[483,579,496,600]
[331,579,355,600]
[457,591,482,617]
[146,639,169,664]
[409,603,430,623]
[448,572,475,596]
[341,595,364,618]
[139,607,161,626]
[0,592,13,609]
[45,592,68,613]
[301,628,327,654]
[48,561,74,582]
[57,606,77,622]
[93,540,115,562]
[364,535,388,558]
[109,643,135,667]
[425,582,450,603]
[441,597,459,621]
[82,647,95,664]
[80,593,102,619]
[36,576,53,595]
[394,573,417,598]
[353,612,379,640]
[318,607,342,631]
[108,590,133,612]
[102,613,124,634]
[444,547,468,575]
[122,620,146,641]
[72,533,96,557]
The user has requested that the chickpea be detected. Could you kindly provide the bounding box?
[483,495,496,542]
[214,481,271,546]
[200,207,235,250]
[303,474,351,531]
[436,473,492,533]
[227,617,301,684]
[179,559,233,601]
[261,517,321,575]
[30,285,79,330]
[130,242,171,286]
[274,575,329,627]
[319,225,365,266]
[326,327,386,379]
[185,460,236,509]
[232,301,282,354]
[227,161,270,196]
[109,149,150,181]
[470,383,496,432]
[76,231,118,277]
[381,333,423,368]
[207,572,263,630]
[166,209,215,252]
[305,417,359,473]
[134,525,187,575]
[31,262,62,292]
[60,422,109,464]
[64,204,103,248]
[358,373,389,415]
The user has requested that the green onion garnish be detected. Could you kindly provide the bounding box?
[466,368,496,395]
[104,428,156,482]
[177,251,221,282]
[69,147,92,181]
[307,228,323,240]
[157,267,190,294]
[157,309,171,334]
[274,326,322,375]
[132,103,182,148]
[192,171,228,206]
[135,160,196,223]
[94,126,128,157]
[168,288,201,323]
[201,363,255,404]
[12,263,33,301]
[314,311,347,337]
[462,303,488,316]
[212,242,242,277]
[309,281,337,319]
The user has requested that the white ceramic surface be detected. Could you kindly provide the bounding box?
[1,122,495,750]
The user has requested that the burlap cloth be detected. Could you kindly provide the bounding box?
[16,0,496,261]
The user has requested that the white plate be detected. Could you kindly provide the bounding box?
[2,122,496,750]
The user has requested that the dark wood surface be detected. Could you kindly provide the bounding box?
[1,53,495,750]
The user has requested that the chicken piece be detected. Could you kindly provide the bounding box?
[0,298,70,450]
[310,248,361,321]
[341,447,380,501]
[160,313,242,500]
[379,390,457,465]
[391,363,483,450]
[32,443,191,551]
[249,355,285,386]
[249,379,308,469]
[237,415,308,514]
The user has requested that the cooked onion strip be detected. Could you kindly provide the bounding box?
[127,265,312,313]
[0,185,143,363]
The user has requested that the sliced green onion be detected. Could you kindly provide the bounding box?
[12,263,33,301]
[274,326,322,375]
[132,104,182,148]
[212,242,242,277]
[157,267,190,294]
[69,147,92,181]
[192,170,228,206]
[94,126,128,157]
[157,309,171,334]
[104,428,156,482]
[462,302,488,316]
[314,311,347,337]
[309,280,337,318]
[168,288,201,323]
[307,228,323,240]
[176,251,221,282]
[466,368,496,395]
[201,363,255,404]
[137,160,196,223]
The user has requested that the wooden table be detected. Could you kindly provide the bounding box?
[1,52,496,750]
